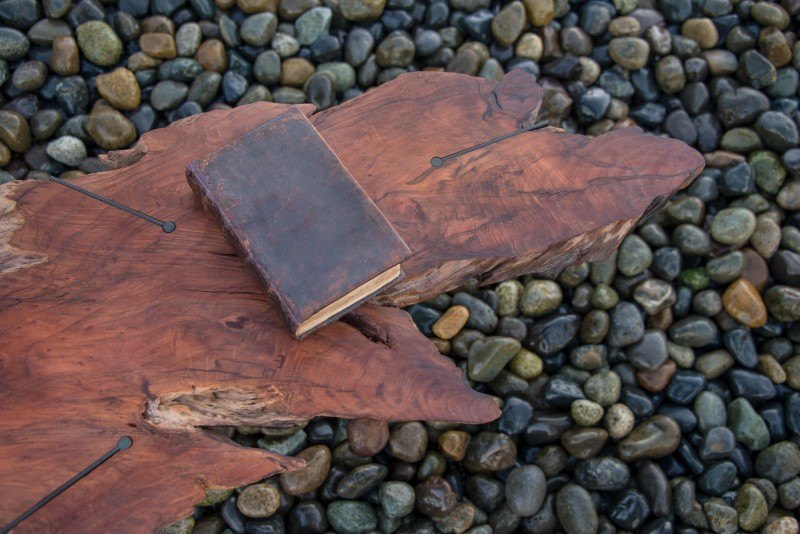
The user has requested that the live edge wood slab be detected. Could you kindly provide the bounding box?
[0,69,704,532]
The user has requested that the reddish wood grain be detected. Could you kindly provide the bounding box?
[0,102,497,533]
[312,69,706,305]
[0,70,703,532]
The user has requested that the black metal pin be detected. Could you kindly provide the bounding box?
[430,120,550,168]
[1,436,133,533]
[50,177,176,233]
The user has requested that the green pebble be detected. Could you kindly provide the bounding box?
[76,21,123,67]
[750,150,786,194]
[727,398,770,451]
[468,336,522,382]
[710,207,757,246]
[327,500,378,534]
[679,268,710,291]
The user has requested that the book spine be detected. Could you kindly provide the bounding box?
[185,161,303,337]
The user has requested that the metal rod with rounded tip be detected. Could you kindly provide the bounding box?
[430,120,550,168]
[1,437,133,533]
[49,177,176,233]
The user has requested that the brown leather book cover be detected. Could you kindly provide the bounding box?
[186,107,410,338]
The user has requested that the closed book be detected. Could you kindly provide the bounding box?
[186,107,411,338]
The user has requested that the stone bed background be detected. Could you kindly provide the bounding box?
[2,0,800,532]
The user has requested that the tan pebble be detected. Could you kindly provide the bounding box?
[432,305,470,340]
[722,278,768,328]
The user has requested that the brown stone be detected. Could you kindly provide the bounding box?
[742,248,770,292]
[415,476,456,518]
[523,0,555,27]
[49,36,80,76]
[388,421,428,462]
[438,430,470,461]
[127,51,163,71]
[347,418,390,457]
[618,415,681,462]
[681,18,719,49]
[140,15,175,35]
[637,359,677,392]
[96,68,141,111]
[237,0,279,13]
[0,110,32,153]
[757,354,787,384]
[86,108,137,150]
[140,33,177,59]
[430,338,451,354]
[279,445,331,495]
[279,0,322,20]
[759,27,792,67]
[280,57,315,87]
[723,278,768,328]
[704,150,746,168]
[432,305,469,340]
[561,427,608,459]
[236,483,281,518]
[0,141,10,167]
[195,39,228,72]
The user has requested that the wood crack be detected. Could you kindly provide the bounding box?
[0,182,48,277]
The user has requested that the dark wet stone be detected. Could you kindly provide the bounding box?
[505,465,546,517]
[785,393,800,437]
[544,375,585,409]
[629,103,666,128]
[222,496,248,534]
[556,484,598,534]
[627,330,668,371]
[739,49,777,88]
[694,113,721,152]
[574,456,630,491]
[728,369,776,403]
[721,328,757,368]
[524,411,573,445]
[523,314,580,356]
[618,415,682,462]
[408,304,441,336]
[608,302,645,348]
[465,431,516,473]
[658,405,697,434]
[637,461,672,517]
[466,475,504,513]
[755,110,800,152]
[453,292,497,334]
[719,162,755,197]
[415,476,456,518]
[697,461,738,496]
[717,87,770,127]
[754,441,800,484]
[609,489,650,530]
[665,110,697,146]
[497,397,533,436]
[665,371,707,405]
[287,501,327,534]
[336,464,388,499]
[621,385,655,418]
[698,426,736,461]
[54,76,88,116]
[668,316,718,347]
[519,494,558,533]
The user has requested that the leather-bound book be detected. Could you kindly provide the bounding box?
[186,107,411,338]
